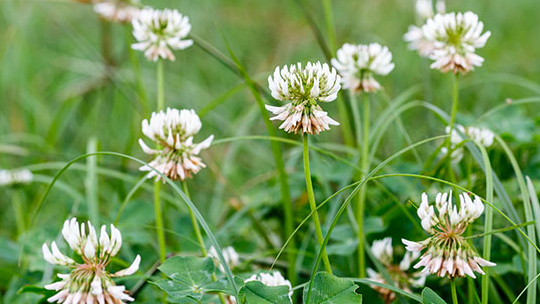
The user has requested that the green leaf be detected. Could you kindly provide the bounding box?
[422,287,447,304]
[303,272,362,304]
[153,256,217,300]
[238,281,292,304]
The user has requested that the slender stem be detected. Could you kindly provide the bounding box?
[100,19,114,69]
[154,181,166,262]
[349,91,362,145]
[302,134,332,274]
[13,190,25,237]
[154,60,167,263]
[481,145,494,304]
[451,279,459,304]
[357,93,370,277]
[182,181,208,256]
[445,74,459,176]
[157,60,165,111]
[337,97,355,147]
[321,0,336,53]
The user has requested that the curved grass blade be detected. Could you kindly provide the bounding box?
[494,135,537,304]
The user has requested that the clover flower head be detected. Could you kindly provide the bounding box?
[139,108,213,181]
[208,246,240,273]
[331,43,394,93]
[266,62,341,134]
[441,125,495,163]
[131,7,193,61]
[368,237,426,304]
[43,218,141,304]
[447,125,494,147]
[402,192,495,279]
[372,237,394,265]
[0,168,33,187]
[93,0,140,23]
[423,11,491,73]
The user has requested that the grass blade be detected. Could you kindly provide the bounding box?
[495,135,537,304]
[478,144,494,304]
[85,136,99,225]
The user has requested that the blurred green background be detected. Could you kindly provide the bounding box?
[1,0,540,303]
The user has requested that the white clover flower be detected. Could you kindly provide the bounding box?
[208,246,240,273]
[402,192,496,279]
[131,7,193,61]
[372,237,393,265]
[266,62,341,134]
[93,0,140,23]
[43,218,141,304]
[0,168,33,187]
[441,125,495,163]
[368,237,426,303]
[422,12,491,73]
[405,0,446,57]
[331,43,394,93]
[139,108,213,181]
[447,125,495,147]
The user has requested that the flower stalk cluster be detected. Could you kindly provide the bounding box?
[403,192,495,279]
[139,108,213,181]
[43,218,140,304]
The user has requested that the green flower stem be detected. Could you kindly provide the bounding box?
[302,134,333,274]
[100,19,114,68]
[349,91,362,145]
[337,97,355,147]
[321,0,336,53]
[12,190,25,237]
[154,181,166,262]
[182,181,207,257]
[157,60,165,111]
[357,93,370,277]
[451,279,459,304]
[154,59,167,264]
[445,74,459,176]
